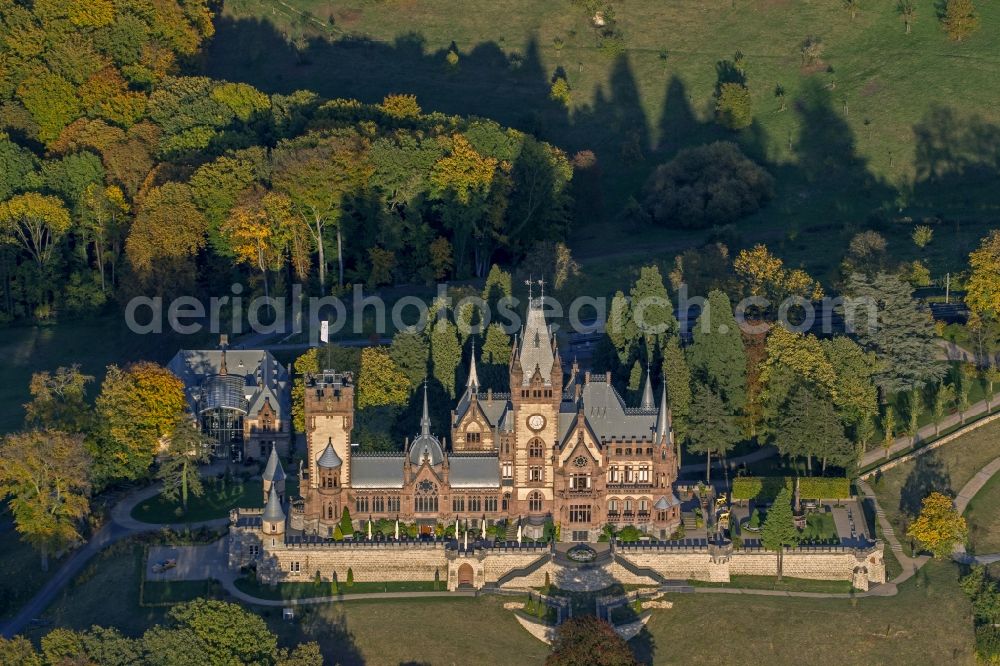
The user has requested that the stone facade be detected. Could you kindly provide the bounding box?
[286,296,682,543]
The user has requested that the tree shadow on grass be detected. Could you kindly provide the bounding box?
[899,451,953,518]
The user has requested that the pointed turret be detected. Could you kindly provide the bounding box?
[262,485,286,535]
[466,340,480,393]
[317,438,343,468]
[262,444,286,503]
[656,380,670,443]
[420,381,431,437]
[641,365,654,410]
[517,294,554,385]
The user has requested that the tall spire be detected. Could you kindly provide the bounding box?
[420,381,431,436]
[466,339,480,392]
[656,379,670,442]
[641,363,654,410]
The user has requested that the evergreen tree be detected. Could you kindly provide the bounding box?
[686,385,740,482]
[846,272,945,395]
[629,265,678,355]
[761,486,799,580]
[389,330,429,387]
[662,337,692,442]
[688,290,747,412]
[340,507,353,536]
[482,264,513,309]
[157,417,211,512]
[775,385,853,473]
[481,322,512,365]
[606,290,639,367]
[431,318,461,398]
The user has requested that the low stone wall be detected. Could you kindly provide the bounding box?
[616,543,886,590]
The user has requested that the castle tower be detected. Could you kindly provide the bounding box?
[261,486,286,536]
[261,444,286,504]
[509,288,562,519]
[303,370,354,534]
[304,370,354,489]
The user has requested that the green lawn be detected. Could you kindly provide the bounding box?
[142,579,224,606]
[211,0,1000,285]
[131,477,293,524]
[0,316,213,434]
[690,575,855,594]
[234,576,442,600]
[643,560,974,665]
[30,542,171,639]
[0,516,63,620]
[872,418,1000,555]
[964,471,1000,556]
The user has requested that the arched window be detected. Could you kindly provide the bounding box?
[528,439,544,458]
[528,491,543,512]
[502,493,510,511]
[327,505,334,520]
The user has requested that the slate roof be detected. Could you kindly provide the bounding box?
[262,445,285,482]
[449,454,501,488]
[317,441,342,468]
[168,349,290,422]
[517,298,555,386]
[654,493,681,510]
[350,454,406,488]
[563,377,659,444]
[262,486,285,522]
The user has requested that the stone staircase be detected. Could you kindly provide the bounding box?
[503,520,519,541]
[873,504,905,555]
[682,512,697,531]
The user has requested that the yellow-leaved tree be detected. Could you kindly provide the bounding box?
[0,430,91,570]
[967,230,1000,320]
[356,347,412,409]
[0,192,72,269]
[907,491,968,558]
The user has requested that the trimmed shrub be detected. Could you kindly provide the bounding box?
[732,477,851,502]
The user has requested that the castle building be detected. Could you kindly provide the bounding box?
[291,296,681,542]
[168,344,291,463]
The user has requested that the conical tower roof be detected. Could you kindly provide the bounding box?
[317,439,343,468]
[262,486,285,523]
[641,365,655,410]
[656,380,670,442]
[262,444,285,483]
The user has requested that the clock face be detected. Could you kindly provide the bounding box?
[527,414,545,431]
[573,455,588,468]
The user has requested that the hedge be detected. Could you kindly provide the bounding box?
[731,477,851,502]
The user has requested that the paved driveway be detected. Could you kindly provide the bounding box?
[146,538,227,582]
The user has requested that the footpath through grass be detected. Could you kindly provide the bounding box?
[964,471,1000,556]
[689,575,854,594]
[871,418,1000,556]
[234,576,442,600]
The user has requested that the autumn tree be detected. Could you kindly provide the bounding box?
[429,134,501,277]
[357,347,412,408]
[907,492,967,557]
[157,417,211,512]
[547,615,638,666]
[0,430,91,570]
[92,362,186,484]
[762,486,799,579]
[125,182,207,285]
[23,365,93,431]
[967,230,1000,321]
[942,0,979,41]
[0,192,72,269]
[222,188,295,299]
[81,183,129,291]
[272,131,373,290]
